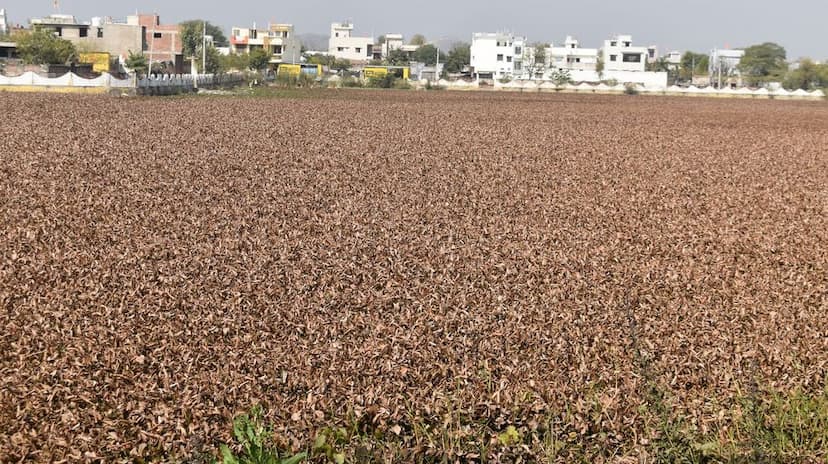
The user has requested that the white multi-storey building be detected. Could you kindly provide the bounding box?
[602,34,648,72]
[328,22,373,62]
[665,51,682,65]
[548,36,598,72]
[0,9,9,36]
[381,33,419,59]
[230,23,302,64]
[709,48,745,87]
[709,48,744,75]
[470,32,526,79]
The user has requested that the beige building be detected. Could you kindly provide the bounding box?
[230,23,301,64]
[30,14,143,61]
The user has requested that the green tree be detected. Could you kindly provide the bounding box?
[15,29,77,64]
[443,42,470,73]
[409,34,426,46]
[377,35,387,44]
[331,58,351,73]
[248,47,270,71]
[385,48,410,66]
[647,56,668,72]
[180,20,228,57]
[411,44,444,66]
[305,54,334,67]
[783,59,828,90]
[367,73,396,88]
[196,45,222,74]
[125,50,148,75]
[679,52,708,82]
[738,42,788,86]
[647,56,680,85]
[528,43,548,78]
[551,68,572,87]
[220,53,251,71]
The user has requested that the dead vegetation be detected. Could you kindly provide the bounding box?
[0,91,827,463]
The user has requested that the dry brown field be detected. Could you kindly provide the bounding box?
[1,90,827,463]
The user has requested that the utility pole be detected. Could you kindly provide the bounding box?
[148,25,155,76]
[202,20,207,75]
[435,46,440,82]
[691,56,695,85]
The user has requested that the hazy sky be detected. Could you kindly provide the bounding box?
[3,0,825,59]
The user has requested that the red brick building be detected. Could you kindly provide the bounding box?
[127,14,184,72]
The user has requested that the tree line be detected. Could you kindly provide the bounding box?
[648,42,828,90]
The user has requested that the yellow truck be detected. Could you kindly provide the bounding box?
[363,66,410,80]
[78,52,111,73]
[277,63,323,78]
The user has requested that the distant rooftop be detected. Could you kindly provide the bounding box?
[30,14,84,25]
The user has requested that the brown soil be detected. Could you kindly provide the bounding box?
[1,90,826,462]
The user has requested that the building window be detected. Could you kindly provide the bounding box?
[515,62,521,71]
[497,54,503,61]
[79,27,88,37]
[622,53,642,63]
[335,32,339,37]
[623,41,631,47]
[355,47,361,53]
[571,44,576,49]
[576,57,581,63]
[610,41,617,46]
[97,28,103,38]
[153,32,162,38]
[337,47,345,52]
[515,46,521,54]
[610,54,617,61]
[506,56,512,62]
[55,27,63,37]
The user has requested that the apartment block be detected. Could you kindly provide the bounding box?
[328,22,373,62]
[127,14,182,68]
[709,48,744,74]
[381,33,419,59]
[30,14,143,61]
[602,34,648,72]
[470,32,526,79]
[231,23,302,64]
[548,36,599,72]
